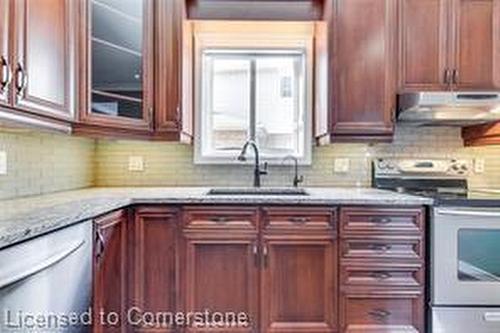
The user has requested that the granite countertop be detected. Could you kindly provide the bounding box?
[0,187,432,249]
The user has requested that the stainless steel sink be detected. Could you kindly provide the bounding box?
[207,187,309,196]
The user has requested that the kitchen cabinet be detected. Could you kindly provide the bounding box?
[181,207,260,332]
[93,209,129,333]
[339,207,425,333]
[261,208,337,333]
[329,0,397,141]
[0,0,10,107]
[0,0,76,132]
[76,0,185,140]
[130,207,178,332]
[399,0,500,91]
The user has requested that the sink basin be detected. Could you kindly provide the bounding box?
[207,187,309,196]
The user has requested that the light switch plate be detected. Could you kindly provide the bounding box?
[128,156,144,172]
[334,158,350,173]
[474,158,485,174]
[0,151,6,175]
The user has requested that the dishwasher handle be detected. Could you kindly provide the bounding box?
[0,239,85,289]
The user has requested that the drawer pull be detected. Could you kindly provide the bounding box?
[369,244,392,252]
[209,216,229,223]
[371,272,392,280]
[288,217,310,224]
[369,309,392,320]
[370,217,392,224]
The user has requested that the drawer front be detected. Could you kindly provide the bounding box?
[341,291,424,333]
[262,207,336,233]
[341,237,423,261]
[341,207,424,235]
[183,207,258,231]
[341,263,423,288]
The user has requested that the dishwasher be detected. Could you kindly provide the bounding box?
[0,221,92,333]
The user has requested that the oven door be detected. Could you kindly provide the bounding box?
[432,207,500,306]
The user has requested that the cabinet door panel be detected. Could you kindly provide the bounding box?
[131,207,178,332]
[399,0,450,90]
[261,239,337,333]
[183,234,259,332]
[13,0,75,120]
[93,210,128,333]
[331,0,397,140]
[454,0,500,89]
[0,0,10,106]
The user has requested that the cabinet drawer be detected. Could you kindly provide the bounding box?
[262,207,336,233]
[341,291,424,333]
[341,207,424,235]
[341,236,422,261]
[183,207,258,231]
[341,263,423,288]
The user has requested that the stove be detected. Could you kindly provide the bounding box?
[374,158,500,333]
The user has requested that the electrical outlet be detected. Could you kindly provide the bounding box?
[474,158,485,174]
[334,158,350,173]
[0,151,6,175]
[128,156,144,172]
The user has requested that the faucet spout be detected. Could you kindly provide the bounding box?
[238,140,267,187]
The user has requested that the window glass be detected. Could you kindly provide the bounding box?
[458,229,500,281]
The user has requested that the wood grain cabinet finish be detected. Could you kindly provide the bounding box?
[329,0,397,141]
[181,207,260,333]
[0,0,10,107]
[261,207,337,333]
[398,0,450,91]
[339,207,425,333]
[93,209,129,333]
[12,0,76,121]
[129,207,178,332]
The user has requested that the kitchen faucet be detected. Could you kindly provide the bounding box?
[282,155,304,187]
[237,140,268,188]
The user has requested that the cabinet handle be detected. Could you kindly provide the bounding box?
[444,69,452,86]
[369,217,392,225]
[371,272,392,280]
[262,242,269,268]
[95,229,105,260]
[369,244,392,252]
[368,309,391,320]
[452,69,459,85]
[0,56,11,90]
[209,216,229,223]
[15,63,27,96]
[288,216,310,224]
[253,242,259,267]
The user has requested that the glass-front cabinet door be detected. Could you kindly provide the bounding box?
[80,0,153,132]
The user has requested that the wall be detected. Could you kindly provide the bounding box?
[95,126,500,189]
[0,130,95,200]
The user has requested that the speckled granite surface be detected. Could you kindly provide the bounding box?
[0,187,432,249]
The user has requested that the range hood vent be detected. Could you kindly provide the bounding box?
[397,92,500,126]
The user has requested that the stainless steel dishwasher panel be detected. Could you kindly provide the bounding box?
[0,221,92,333]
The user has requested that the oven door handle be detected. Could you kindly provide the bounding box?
[484,312,500,322]
[0,239,85,289]
[436,208,500,218]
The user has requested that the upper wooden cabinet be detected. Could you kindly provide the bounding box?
[328,0,397,142]
[0,0,76,132]
[0,0,10,107]
[399,0,500,91]
[75,0,184,140]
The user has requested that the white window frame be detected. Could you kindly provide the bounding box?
[193,22,314,165]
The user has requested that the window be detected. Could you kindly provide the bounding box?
[193,22,313,164]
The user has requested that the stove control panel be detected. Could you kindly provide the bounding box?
[375,158,472,177]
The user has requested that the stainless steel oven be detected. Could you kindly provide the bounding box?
[432,207,500,333]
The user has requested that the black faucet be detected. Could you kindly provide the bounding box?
[282,155,304,187]
[237,140,268,188]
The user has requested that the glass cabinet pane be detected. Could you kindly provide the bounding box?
[90,0,144,119]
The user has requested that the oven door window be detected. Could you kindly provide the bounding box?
[458,229,500,282]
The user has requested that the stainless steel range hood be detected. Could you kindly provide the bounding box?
[397,91,500,126]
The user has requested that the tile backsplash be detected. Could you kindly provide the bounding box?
[95,126,500,190]
[2,125,500,200]
[0,130,95,200]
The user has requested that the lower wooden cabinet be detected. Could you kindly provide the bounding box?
[93,209,129,333]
